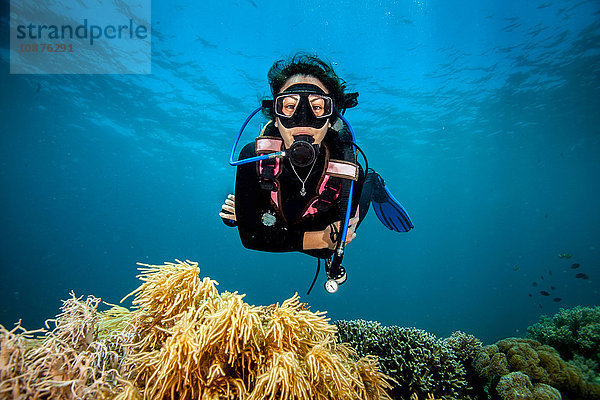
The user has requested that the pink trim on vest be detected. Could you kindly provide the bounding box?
[256,138,283,153]
[319,175,331,193]
[301,175,342,217]
[304,200,319,216]
[327,161,358,180]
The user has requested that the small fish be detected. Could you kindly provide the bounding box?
[528,293,533,297]
[539,303,543,309]
[532,282,538,287]
[571,263,580,269]
[541,275,544,280]
[540,291,550,296]
[513,265,520,271]
[575,273,589,280]
[549,270,552,276]
[553,298,562,302]
[551,286,556,290]
[558,253,573,259]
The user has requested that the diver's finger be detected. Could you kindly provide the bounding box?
[225,199,235,206]
[347,217,359,231]
[221,204,235,214]
[228,194,235,200]
[219,212,236,221]
[345,232,357,244]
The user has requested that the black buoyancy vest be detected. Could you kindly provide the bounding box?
[255,120,358,220]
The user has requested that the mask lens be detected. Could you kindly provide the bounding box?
[275,94,300,117]
[275,94,333,118]
[308,95,332,117]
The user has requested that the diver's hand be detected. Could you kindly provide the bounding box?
[303,212,359,250]
[219,194,237,226]
[327,215,359,248]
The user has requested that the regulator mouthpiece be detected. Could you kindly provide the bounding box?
[288,135,318,167]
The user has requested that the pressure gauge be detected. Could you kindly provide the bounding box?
[324,279,338,294]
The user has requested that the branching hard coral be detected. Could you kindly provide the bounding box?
[442,330,485,400]
[474,337,600,400]
[443,331,482,362]
[569,354,599,383]
[527,306,600,373]
[335,319,475,400]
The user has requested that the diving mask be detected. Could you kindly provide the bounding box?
[274,83,334,129]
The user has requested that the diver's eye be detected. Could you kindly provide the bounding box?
[310,98,326,117]
[280,96,299,116]
[283,104,296,114]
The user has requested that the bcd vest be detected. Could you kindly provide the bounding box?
[255,121,358,219]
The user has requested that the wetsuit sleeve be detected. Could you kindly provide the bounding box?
[235,143,306,252]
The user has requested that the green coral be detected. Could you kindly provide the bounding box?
[335,319,477,400]
[443,330,483,362]
[527,306,600,369]
[495,371,533,399]
[474,337,600,400]
[496,372,561,400]
[569,354,599,383]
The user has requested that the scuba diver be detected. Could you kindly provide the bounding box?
[220,54,413,294]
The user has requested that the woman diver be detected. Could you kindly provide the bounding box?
[220,53,413,294]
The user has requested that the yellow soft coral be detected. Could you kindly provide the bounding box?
[120,260,391,400]
[0,259,392,400]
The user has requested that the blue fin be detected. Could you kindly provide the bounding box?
[371,173,413,232]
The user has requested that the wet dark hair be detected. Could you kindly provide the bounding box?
[264,53,348,119]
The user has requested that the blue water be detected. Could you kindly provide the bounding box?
[1,0,599,344]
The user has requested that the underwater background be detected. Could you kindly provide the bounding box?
[0,0,598,346]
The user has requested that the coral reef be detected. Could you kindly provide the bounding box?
[0,259,392,399]
[526,306,600,372]
[442,331,487,400]
[568,354,599,383]
[442,331,483,363]
[495,372,561,400]
[495,371,532,399]
[0,292,122,399]
[473,337,600,400]
[335,319,479,400]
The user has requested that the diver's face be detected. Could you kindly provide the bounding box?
[274,75,331,149]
